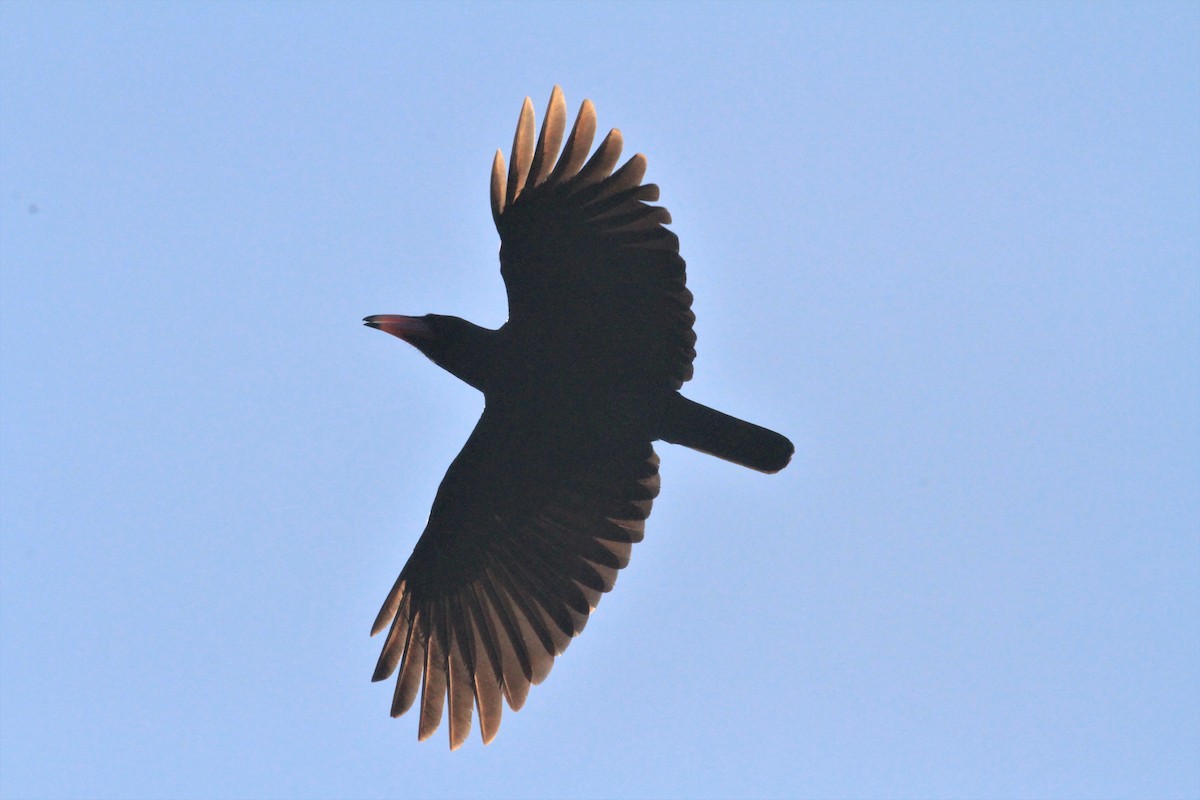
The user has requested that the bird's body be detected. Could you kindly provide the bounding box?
[366,88,792,748]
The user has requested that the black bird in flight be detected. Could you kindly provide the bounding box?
[365,87,793,749]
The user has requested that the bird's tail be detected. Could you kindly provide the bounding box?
[659,394,794,474]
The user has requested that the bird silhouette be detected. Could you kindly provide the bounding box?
[365,87,793,749]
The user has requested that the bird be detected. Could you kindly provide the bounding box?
[365,87,793,749]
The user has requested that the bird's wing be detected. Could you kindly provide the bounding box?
[491,86,697,390]
[370,405,660,749]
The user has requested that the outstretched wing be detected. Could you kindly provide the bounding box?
[491,86,697,391]
[370,406,660,749]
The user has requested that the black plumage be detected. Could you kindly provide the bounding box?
[366,87,793,748]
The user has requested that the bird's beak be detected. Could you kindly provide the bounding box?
[363,315,434,343]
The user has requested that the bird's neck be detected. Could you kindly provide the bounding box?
[427,319,501,393]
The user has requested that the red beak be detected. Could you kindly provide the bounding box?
[363,315,434,343]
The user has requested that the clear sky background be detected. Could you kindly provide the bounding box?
[2,3,1197,799]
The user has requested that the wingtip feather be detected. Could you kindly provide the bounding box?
[490,149,506,227]
[370,575,406,636]
[506,97,535,207]
[528,85,567,188]
[549,98,597,184]
[573,128,623,188]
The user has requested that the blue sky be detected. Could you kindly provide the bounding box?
[1,2,1197,798]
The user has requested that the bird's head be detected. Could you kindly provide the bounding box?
[364,313,495,392]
